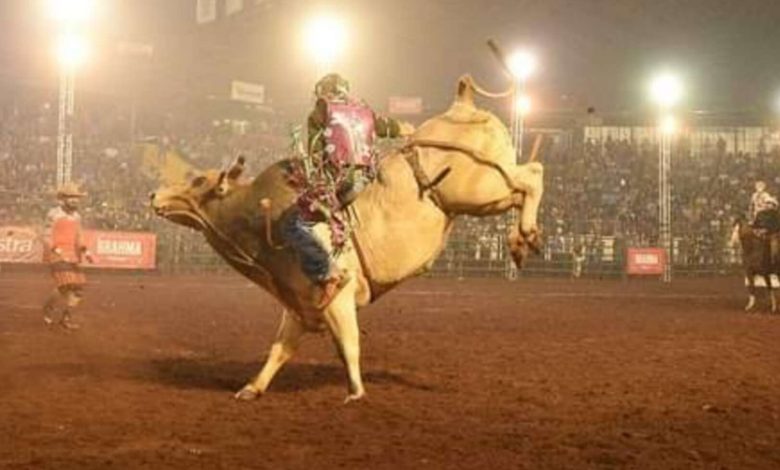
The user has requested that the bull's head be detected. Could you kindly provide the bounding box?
[150,155,246,230]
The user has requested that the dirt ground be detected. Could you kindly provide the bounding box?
[1,272,779,469]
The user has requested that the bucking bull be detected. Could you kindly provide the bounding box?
[151,75,544,402]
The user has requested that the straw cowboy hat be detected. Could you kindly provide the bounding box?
[56,182,87,198]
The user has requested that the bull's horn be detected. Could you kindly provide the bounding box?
[528,134,543,163]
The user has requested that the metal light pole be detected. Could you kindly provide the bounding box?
[505,49,537,280]
[658,119,674,283]
[650,73,683,283]
[56,65,75,187]
[49,0,93,187]
[507,50,536,163]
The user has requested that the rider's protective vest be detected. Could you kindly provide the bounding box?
[322,99,376,169]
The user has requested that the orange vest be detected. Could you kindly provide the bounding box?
[48,207,83,263]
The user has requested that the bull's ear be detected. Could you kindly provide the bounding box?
[227,154,246,180]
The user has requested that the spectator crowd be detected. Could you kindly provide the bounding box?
[2,97,778,272]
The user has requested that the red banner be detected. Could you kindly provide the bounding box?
[0,226,44,264]
[82,230,156,270]
[626,248,666,275]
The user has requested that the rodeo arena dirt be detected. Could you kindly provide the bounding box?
[4,1,780,469]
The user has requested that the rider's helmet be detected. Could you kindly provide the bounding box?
[755,180,767,192]
[314,73,350,100]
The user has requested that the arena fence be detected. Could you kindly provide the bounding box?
[2,214,743,279]
[149,214,743,279]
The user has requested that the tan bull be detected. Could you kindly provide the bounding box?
[151,76,544,402]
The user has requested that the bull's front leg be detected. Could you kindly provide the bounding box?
[322,281,365,403]
[235,309,306,400]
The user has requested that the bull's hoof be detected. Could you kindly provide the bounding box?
[234,385,260,401]
[343,391,365,404]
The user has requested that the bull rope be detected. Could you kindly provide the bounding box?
[403,139,525,194]
[161,195,282,299]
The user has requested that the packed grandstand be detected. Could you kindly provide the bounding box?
[2,97,774,276]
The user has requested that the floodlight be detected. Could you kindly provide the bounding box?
[55,33,89,69]
[507,50,537,81]
[650,72,683,109]
[304,14,347,68]
[48,0,95,24]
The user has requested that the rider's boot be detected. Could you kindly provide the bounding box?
[316,269,350,309]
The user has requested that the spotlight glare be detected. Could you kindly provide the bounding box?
[55,33,89,69]
[48,0,95,24]
[659,115,678,135]
[507,50,537,81]
[650,72,684,109]
[303,14,348,68]
[516,94,532,115]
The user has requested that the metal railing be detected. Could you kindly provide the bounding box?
[149,215,743,279]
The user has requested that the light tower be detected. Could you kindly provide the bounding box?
[649,72,684,283]
[48,0,94,187]
[507,49,536,162]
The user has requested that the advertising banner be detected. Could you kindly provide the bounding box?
[0,226,43,264]
[626,248,666,275]
[225,0,244,16]
[231,80,265,105]
[82,231,157,270]
[388,96,423,115]
[196,0,217,24]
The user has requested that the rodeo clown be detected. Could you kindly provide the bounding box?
[42,182,94,329]
[284,73,413,307]
[749,180,780,262]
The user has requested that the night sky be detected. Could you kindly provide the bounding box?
[0,0,778,116]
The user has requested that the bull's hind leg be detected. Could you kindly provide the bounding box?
[322,285,365,403]
[235,309,306,400]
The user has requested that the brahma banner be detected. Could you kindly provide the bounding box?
[626,248,666,275]
[82,231,156,270]
[0,227,156,269]
[0,226,44,264]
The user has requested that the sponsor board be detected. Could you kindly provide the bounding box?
[0,226,43,264]
[388,96,423,115]
[225,0,244,15]
[82,231,157,270]
[231,80,265,105]
[626,248,666,275]
[0,227,156,269]
[196,0,217,24]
